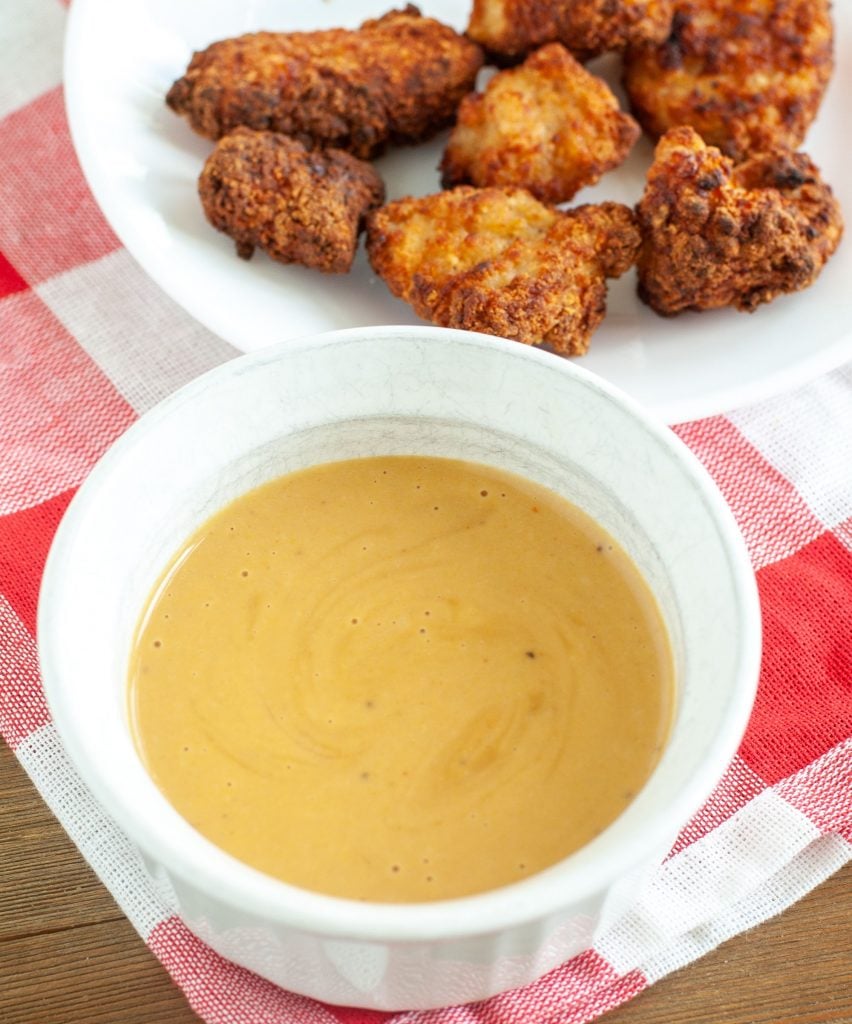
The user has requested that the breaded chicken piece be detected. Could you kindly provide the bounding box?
[636,127,843,315]
[166,6,483,160]
[623,0,834,162]
[366,187,639,354]
[198,127,385,274]
[466,0,673,62]
[441,44,640,204]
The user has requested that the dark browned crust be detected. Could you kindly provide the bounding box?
[366,187,640,355]
[623,0,834,162]
[466,0,673,62]
[636,126,843,315]
[441,43,640,204]
[198,127,385,274]
[167,6,483,159]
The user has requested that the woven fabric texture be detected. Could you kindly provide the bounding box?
[1,4,850,1023]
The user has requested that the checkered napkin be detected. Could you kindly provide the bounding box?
[2,3,851,1023]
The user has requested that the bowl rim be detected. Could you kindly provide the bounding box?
[38,325,762,942]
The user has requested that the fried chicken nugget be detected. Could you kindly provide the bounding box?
[441,44,640,204]
[366,187,639,355]
[198,127,385,274]
[466,0,673,62]
[166,6,483,160]
[636,127,843,315]
[623,0,834,162]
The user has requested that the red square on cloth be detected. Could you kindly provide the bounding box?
[0,86,119,285]
[330,1010,388,1024]
[741,531,852,784]
[331,1010,389,1024]
[0,486,75,638]
[0,250,28,298]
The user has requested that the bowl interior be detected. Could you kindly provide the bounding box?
[39,326,760,938]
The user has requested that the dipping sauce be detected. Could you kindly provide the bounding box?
[129,456,673,902]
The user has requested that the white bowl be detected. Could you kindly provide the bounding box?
[39,326,760,1010]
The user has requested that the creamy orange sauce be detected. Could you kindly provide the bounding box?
[129,456,673,902]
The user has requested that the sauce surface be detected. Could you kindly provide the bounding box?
[129,456,673,901]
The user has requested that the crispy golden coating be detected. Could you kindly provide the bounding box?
[366,187,640,354]
[198,127,385,274]
[623,0,834,162]
[167,6,483,159]
[636,127,843,315]
[441,44,640,204]
[466,0,673,62]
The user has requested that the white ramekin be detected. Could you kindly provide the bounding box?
[38,326,761,1010]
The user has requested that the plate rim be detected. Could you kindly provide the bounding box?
[63,0,852,425]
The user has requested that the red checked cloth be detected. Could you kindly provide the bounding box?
[2,4,851,1023]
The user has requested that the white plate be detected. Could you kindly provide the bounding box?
[64,0,852,423]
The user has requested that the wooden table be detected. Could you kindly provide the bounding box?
[2,738,850,1024]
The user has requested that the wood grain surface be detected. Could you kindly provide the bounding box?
[2,738,850,1024]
